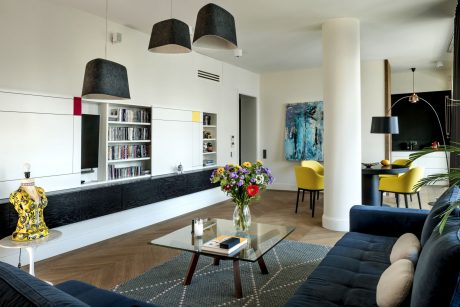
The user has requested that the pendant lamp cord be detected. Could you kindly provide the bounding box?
[170,0,173,19]
[412,68,416,93]
[105,0,108,59]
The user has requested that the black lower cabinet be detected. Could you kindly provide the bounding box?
[0,170,216,238]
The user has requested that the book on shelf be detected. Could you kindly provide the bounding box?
[109,107,150,123]
[108,144,150,160]
[201,235,248,255]
[108,127,150,141]
[108,165,143,180]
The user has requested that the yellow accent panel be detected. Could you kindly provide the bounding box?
[9,187,49,241]
[379,167,424,193]
[192,111,201,123]
[300,160,324,176]
[295,165,324,190]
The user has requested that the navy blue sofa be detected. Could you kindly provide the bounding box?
[0,260,155,306]
[286,186,460,307]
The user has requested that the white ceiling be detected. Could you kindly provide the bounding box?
[47,0,456,73]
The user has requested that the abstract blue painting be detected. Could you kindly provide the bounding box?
[284,101,324,161]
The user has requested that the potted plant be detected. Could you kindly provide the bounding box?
[410,145,460,233]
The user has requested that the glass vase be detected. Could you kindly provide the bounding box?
[233,204,251,232]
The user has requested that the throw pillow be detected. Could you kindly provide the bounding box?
[376,259,414,307]
[390,233,421,264]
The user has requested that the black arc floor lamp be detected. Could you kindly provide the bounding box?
[370,68,449,169]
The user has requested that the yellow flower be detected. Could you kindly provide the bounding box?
[228,163,234,167]
[242,162,252,168]
[256,160,263,165]
[236,165,242,169]
[216,167,225,175]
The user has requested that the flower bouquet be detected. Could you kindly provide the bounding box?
[210,160,274,231]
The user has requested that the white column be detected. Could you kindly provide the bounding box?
[322,18,361,231]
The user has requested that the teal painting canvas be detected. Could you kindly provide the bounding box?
[284,102,324,161]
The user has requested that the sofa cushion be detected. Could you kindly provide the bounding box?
[376,259,414,307]
[56,280,156,307]
[286,232,397,307]
[390,233,420,264]
[411,217,460,307]
[420,185,460,246]
[0,261,88,306]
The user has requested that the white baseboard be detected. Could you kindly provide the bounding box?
[0,188,228,266]
[268,183,297,191]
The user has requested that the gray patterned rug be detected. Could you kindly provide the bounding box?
[113,240,330,307]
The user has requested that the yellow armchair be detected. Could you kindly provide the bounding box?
[294,165,324,217]
[301,160,324,175]
[392,159,413,167]
[379,159,413,179]
[379,167,424,209]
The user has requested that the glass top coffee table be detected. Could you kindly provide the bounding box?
[150,218,295,298]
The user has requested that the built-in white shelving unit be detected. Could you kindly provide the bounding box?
[100,103,153,181]
[202,112,217,167]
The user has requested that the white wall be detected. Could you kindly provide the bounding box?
[0,0,258,264]
[392,68,451,94]
[260,60,385,190]
[361,61,386,162]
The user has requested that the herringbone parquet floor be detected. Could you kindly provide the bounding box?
[32,187,444,289]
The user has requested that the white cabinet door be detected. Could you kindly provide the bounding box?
[152,120,193,176]
[0,112,74,181]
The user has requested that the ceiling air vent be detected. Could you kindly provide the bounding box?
[197,70,220,82]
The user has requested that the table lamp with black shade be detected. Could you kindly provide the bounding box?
[371,116,400,134]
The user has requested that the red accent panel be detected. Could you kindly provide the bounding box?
[73,97,82,116]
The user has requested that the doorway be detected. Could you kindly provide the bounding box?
[239,94,257,164]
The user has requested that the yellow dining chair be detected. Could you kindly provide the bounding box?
[379,158,415,200]
[301,160,324,175]
[301,160,324,202]
[294,165,324,217]
[379,159,413,178]
[379,167,424,209]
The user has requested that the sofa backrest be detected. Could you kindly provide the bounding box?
[420,185,460,246]
[411,216,460,307]
[0,261,88,306]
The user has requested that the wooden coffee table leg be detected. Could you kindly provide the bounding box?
[183,253,200,285]
[213,256,220,266]
[257,256,269,274]
[233,259,243,298]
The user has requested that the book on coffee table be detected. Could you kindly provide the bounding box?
[202,235,248,255]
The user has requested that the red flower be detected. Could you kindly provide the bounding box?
[246,185,259,197]
[224,184,232,191]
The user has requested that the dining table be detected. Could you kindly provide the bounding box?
[361,164,409,206]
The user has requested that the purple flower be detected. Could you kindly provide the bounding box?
[230,172,238,179]
[237,180,244,186]
[240,175,244,180]
[250,178,256,183]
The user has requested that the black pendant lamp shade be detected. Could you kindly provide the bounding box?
[149,19,191,53]
[371,116,400,134]
[193,3,237,50]
[82,58,130,100]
